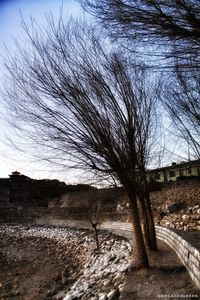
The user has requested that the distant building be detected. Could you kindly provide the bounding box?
[9,171,33,204]
[146,160,200,183]
[0,178,10,204]
[0,171,67,207]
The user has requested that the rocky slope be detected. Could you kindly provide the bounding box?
[157,204,200,231]
[150,180,200,231]
[63,237,131,300]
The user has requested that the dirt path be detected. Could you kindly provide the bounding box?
[120,240,200,300]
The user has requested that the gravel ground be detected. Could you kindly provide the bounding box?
[0,225,132,300]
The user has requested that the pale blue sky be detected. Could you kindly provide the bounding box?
[0,0,81,41]
[0,0,86,182]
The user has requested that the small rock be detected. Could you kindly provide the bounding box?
[118,284,124,293]
[188,207,193,213]
[103,279,112,286]
[63,291,83,300]
[182,214,189,220]
[53,291,66,300]
[119,266,128,273]
[14,290,20,296]
[107,288,120,300]
[98,293,107,300]
[109,254,117,261]
[193,205,199,210]
[192,214,200,220]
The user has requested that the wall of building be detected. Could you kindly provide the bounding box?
[0,189,9,204]
[147,161,200,183]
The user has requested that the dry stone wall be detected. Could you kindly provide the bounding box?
[156,226,200,289]
[0,205,129,225]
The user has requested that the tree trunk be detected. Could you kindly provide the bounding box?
[126,186,149,268]
[138,192,152,250]
[144,189,158,251]
[140,168,158,251]
[93,224,100,251]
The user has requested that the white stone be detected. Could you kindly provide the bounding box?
[98,293,107,300]
[103,279,112,286]
[182,214,189,220]
[107,289,119,300]
[193,205,199,210]
[63,292,80,300]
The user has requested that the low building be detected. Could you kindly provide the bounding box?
[147,160,200,183]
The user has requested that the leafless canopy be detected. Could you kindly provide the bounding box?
[80,0,200,68]
[163,62,200,157]
[4,18,158,184]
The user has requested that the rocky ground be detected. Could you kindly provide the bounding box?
[0,225,132,300]
[156,204,200,231]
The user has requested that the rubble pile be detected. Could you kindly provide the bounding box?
[157,204,200,231]
[63,237,131,300]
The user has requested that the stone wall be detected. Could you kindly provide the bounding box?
[156,226,200,289]
[58,187,127,212]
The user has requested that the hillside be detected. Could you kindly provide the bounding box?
[151,179,200,231]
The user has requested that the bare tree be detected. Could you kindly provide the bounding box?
[163,62,200,157]
[135,100,159,251]
[3,18,160,268]
[88,202,101,252]
[80,0,200,159]
[80,0,200,68]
